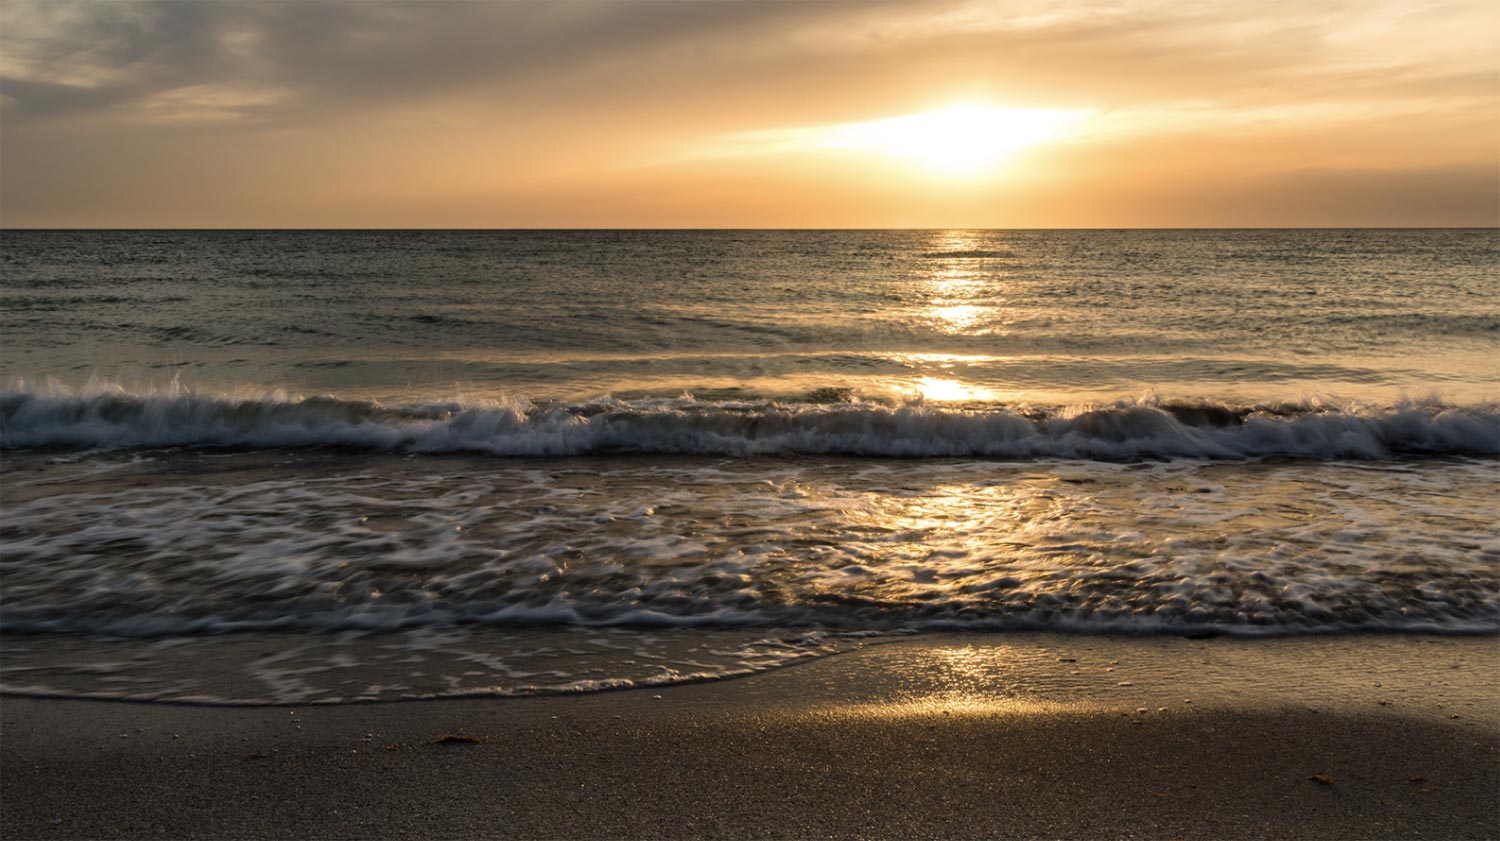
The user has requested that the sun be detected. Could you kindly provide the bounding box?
[820,103,1090,175]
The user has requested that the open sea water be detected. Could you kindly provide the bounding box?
[2,229,1497,704]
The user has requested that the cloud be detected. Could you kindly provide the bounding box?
[0,0,1495,226]
[8,0,1491,123]
[0,0,878,122]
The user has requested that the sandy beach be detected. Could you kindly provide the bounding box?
[3,633,1496,840]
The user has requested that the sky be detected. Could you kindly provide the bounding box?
[1,0,1496,228]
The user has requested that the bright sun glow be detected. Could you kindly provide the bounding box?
[820,104,1090,174]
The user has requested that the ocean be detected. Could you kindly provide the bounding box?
[2,228,1496,704]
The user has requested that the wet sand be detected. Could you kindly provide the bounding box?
[3,634,1498,840]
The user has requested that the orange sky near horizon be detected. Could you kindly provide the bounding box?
[1,0,1496,229]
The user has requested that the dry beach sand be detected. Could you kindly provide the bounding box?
[2,632,1497,840]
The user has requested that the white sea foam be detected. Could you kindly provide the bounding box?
[3,380,1495,459]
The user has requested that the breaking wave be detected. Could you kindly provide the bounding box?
[3,380,1496,460]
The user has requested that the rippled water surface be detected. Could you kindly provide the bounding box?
[4,229,1496,403]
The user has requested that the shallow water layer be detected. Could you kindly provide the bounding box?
[3,451,1495,639]
[0,626,862,705]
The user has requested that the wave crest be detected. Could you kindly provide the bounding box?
[2,380,1496,459]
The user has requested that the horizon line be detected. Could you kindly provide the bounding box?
[3,226,1497,233]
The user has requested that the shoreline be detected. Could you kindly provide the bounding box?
[4,633,1496,839]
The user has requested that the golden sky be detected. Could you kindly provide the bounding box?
[1,0,1496,228]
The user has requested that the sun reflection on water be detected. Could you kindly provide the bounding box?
[891,231,1013,402]
[928,304,986,333]
[912,376,994,402]
[922,231,1004,332]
